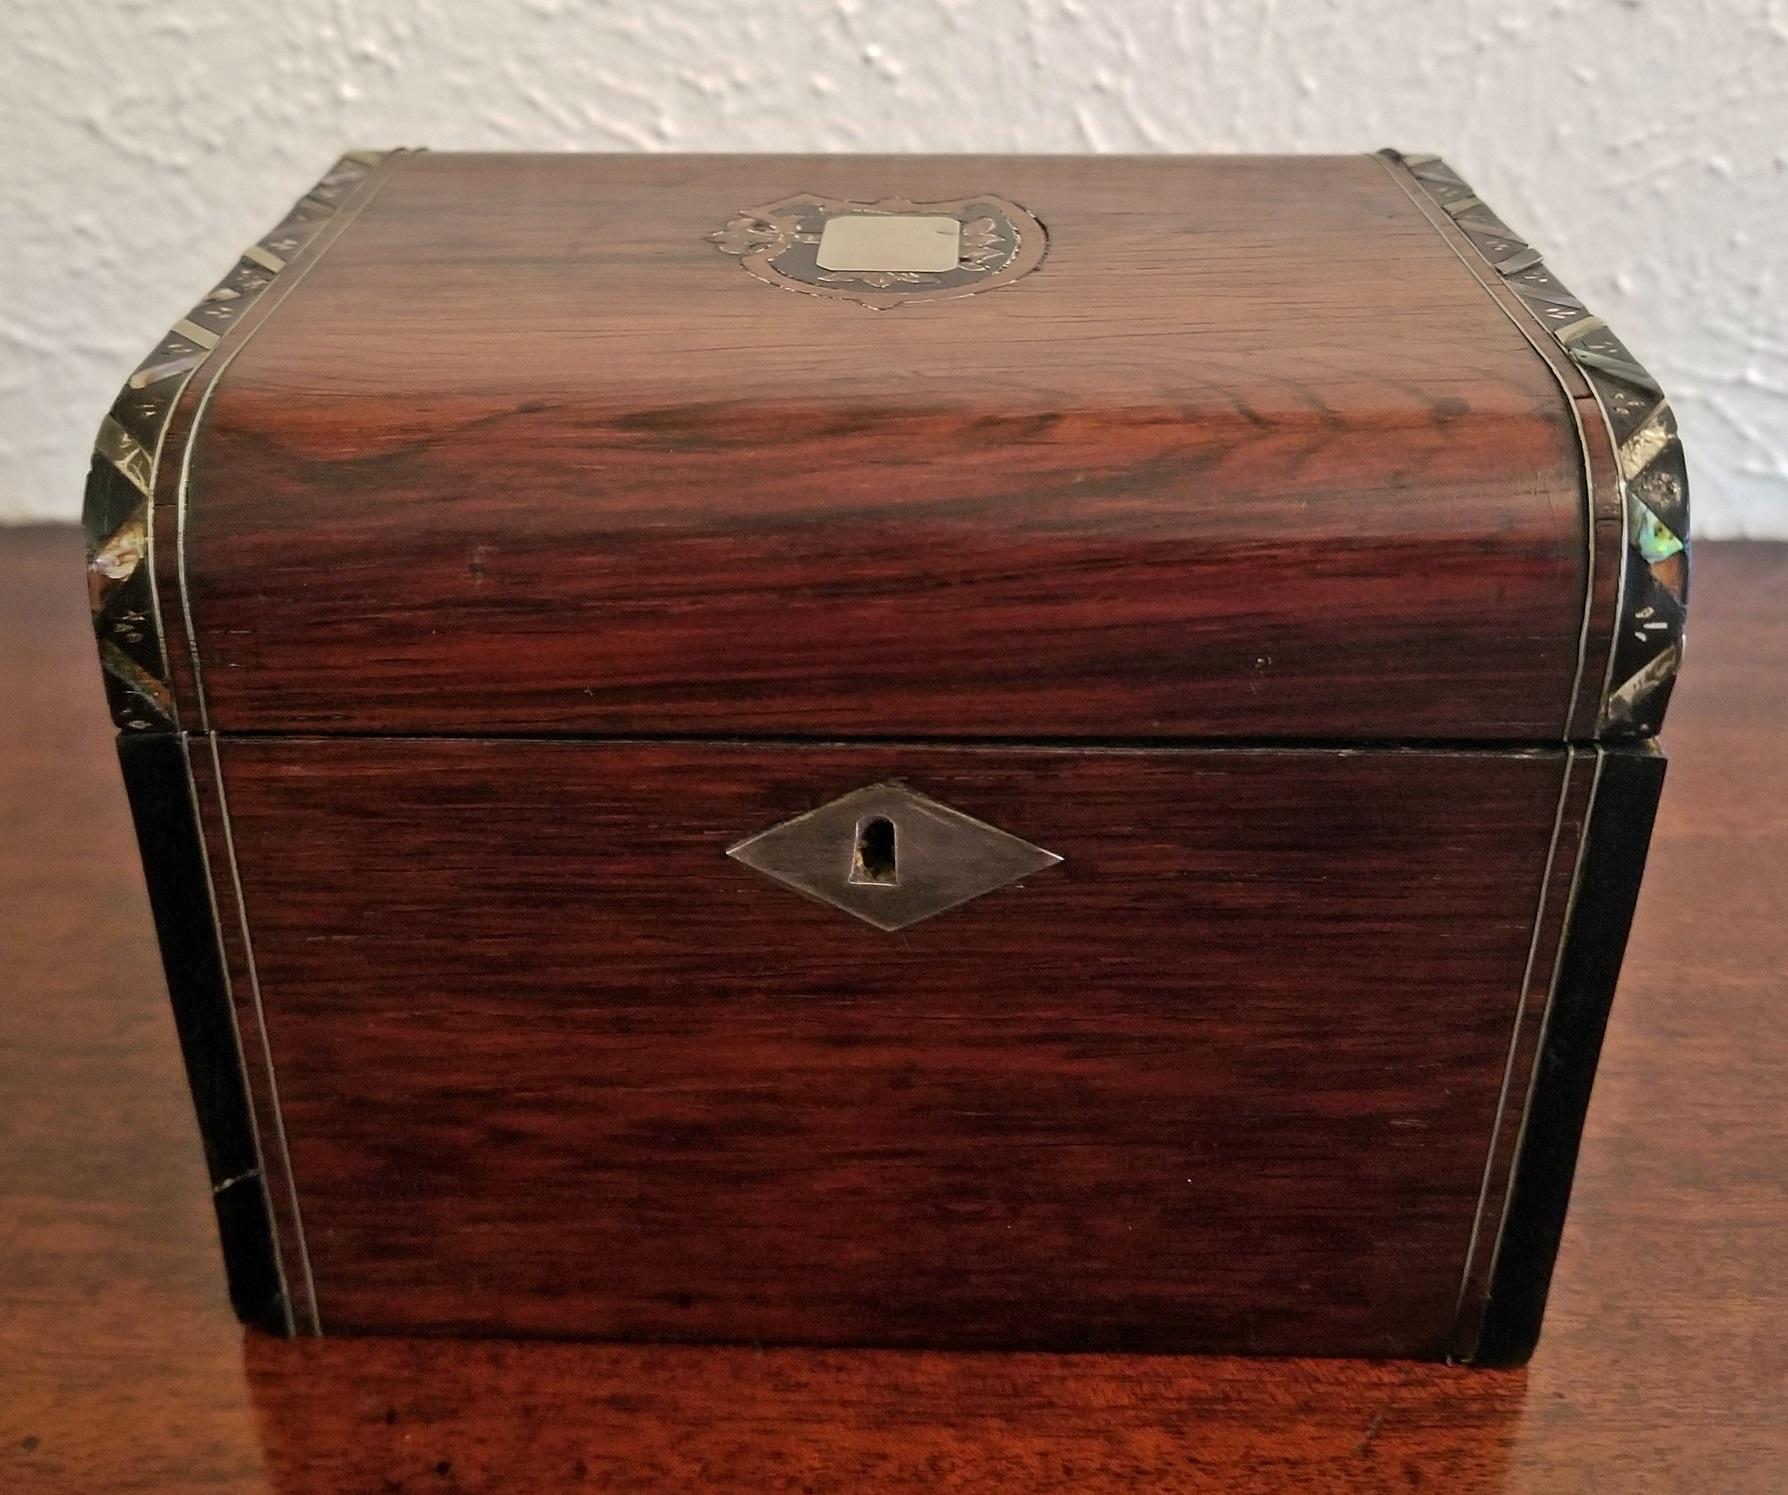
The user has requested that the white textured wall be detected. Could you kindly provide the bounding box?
[3,0,1785,534]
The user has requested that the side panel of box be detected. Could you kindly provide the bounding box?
[1470,744,1666,1365]
[209,737,1591,1357]
[115,732,289,1332]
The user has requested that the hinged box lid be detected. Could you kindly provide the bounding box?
[85,150,1686,743]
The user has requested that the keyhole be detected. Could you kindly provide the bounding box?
[850,816,898,886]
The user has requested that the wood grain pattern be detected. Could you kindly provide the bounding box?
[1367,155,1632,744]
[5,528,1785,1491]
[1377,151,1689,741]
[160,153,1597,740]
[185,735,319,1333]
[210,734,1576,1355]
[1476,743,1665,1367]
[1450,746,1598,1357]
[82,149,402,735]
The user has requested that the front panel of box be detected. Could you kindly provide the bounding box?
[204,737,1579,1357]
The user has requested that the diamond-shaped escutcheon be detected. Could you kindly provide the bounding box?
[726,782,1063,931]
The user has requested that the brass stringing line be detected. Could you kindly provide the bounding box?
[176,151,411,734]
[208,731,323,1335]
[1368,152,1602,742]
[1447,747,1581,1347]
[173,153,411,1330]
[179,734,296,1335]
[1474,746,1606,1341]
[1372,152,1610,1351]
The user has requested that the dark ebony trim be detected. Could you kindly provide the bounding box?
[1472,742,1666,1366]
[117,732,287,1333]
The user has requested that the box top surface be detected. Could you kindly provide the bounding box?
[85,151,1686,742]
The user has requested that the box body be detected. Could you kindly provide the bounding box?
[88,151,1684,1364]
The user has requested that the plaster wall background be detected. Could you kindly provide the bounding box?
[3,0,1784,533]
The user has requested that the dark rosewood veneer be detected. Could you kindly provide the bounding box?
[87,150,1682,1365]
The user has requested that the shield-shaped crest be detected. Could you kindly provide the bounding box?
[706,193,1047,308]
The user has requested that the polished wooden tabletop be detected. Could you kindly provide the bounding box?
[2,526,1784,1493]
